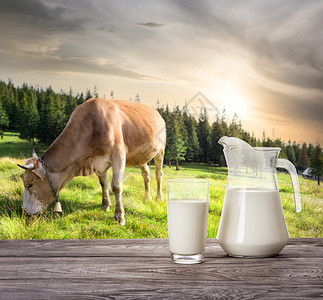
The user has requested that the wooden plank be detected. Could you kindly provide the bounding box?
[0,238,321,258]
[0,279,322,300]
[0,256,322,281]
[0,239,321,299]
[0,238,169,257]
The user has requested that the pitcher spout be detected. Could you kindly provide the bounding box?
[218,136,253,151]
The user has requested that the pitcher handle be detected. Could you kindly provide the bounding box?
[277,158,301,212]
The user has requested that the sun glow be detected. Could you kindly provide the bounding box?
[220,89,249,117]
[209,82,250,119]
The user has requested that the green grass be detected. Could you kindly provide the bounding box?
[0,131,47,158]
[0,132,322,239]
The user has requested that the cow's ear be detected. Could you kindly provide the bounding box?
[32,169,45,181]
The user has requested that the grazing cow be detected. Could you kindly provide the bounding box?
[18,98,166,225]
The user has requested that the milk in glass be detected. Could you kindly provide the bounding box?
[168,198,209,255]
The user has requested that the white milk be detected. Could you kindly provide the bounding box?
[167,199,209,255]
[217,189,289,257]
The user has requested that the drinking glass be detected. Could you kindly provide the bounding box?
[167,179,209,264]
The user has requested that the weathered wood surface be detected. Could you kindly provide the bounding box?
[0,238,322,299]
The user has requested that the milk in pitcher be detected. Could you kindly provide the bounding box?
[217,189,289,257]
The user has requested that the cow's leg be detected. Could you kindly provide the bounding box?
[154,147,164,201]
[98,172,111,211]
[140,163,151,199]
[111,152,126,226]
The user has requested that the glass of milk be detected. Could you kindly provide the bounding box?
[167,179,209,264]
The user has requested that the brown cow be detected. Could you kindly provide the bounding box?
[18,98,166,225]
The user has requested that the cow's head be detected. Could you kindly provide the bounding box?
[18,152,56,215]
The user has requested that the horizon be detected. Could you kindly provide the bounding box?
[0,0,322,144]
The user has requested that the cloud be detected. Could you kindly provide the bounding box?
[249,84,323,127]
[0,0,62,18]
[255,61,323,90]
[0,0,173,81]
[0,0,87,59]
[0,48,162,81]
[167,1,323,89]
[137,22,165,29]
[0,0,84,33]
[238,1,323,91]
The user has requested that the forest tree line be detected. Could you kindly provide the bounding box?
[0,80,322,182]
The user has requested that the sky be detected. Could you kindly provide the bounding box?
[0,0,322,144]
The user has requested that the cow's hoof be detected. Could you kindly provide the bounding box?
[114,213,126,226]
[101,204,111,211]
[144,194,152,201]
[156,195,163,202]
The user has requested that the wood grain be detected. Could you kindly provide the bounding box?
[0,238,322,299]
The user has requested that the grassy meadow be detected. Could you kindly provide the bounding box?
[0,132,322,239]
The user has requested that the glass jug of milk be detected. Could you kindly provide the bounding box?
[217,136,301,257]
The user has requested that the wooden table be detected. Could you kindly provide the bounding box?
[0,238,322,299]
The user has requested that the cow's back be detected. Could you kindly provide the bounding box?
[75,98,165,166]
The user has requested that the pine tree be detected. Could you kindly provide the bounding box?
[85,89,93,100]
[161,105,172,167]
[94,86,99,98]
[286,140,296,165]
[274,138,287,158]
[220,109,228,137]
[0,100,9,139]
[76,92,85,105]
[0,81,9,137]
[197,108,211,163]
[3,80,19,129]
[307,143,314,161]
[209,117,226,166]
[310,144,322,185]
[262,130,266,145]
[297,143,310,171]
[167,106,187,170]
[182,104,199,162]
[228,113,242,137]
[64,91,77,124]
[37,88,61,143]
[53,93,65,138]
[18,90,39,146]
[293,142,300,163]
